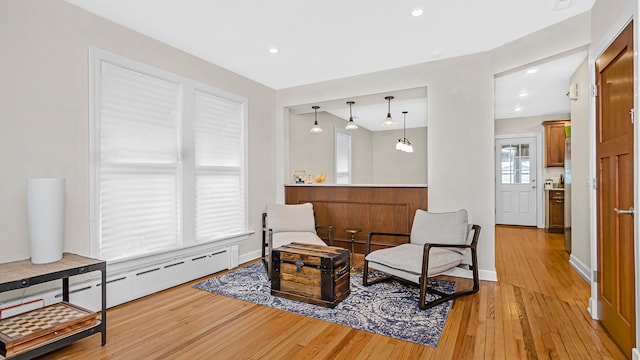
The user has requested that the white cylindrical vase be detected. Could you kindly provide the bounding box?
[27,178,65,264]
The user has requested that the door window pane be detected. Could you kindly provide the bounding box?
[501,144,530,184]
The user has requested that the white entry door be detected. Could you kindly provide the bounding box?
[495,137,537,226]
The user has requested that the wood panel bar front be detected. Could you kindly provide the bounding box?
[285,185,428,253]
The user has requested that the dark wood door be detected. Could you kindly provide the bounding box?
[596,21,635,358]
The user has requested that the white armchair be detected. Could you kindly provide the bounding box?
[262,203,334,278]
[363,209,480,309]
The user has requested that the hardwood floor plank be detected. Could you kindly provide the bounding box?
[39,225,627,359]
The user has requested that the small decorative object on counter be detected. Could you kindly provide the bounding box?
[558,174,564,188]
[544,179,553,190]
[315,173,326,183]
[307,174,314,184]
[293,170,307,184]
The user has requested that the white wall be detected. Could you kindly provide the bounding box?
[591,0,634,48]
[289,111,373,184]
[372,128,427,184]
[0,0,276,263]
[277,53,497,275]
[491,12,591,75]
[569,59,591,270]
[276,12,593,278]
[288,112,427,185]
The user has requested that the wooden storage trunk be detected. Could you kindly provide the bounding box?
[271,242,350,308]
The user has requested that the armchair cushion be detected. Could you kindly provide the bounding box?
[365,244,463,279]
[266,202,316,233]
[271,232,327,249]
[410,209,469,250]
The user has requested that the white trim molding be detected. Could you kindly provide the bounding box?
[569,254,590,283]
[443,267,498,282]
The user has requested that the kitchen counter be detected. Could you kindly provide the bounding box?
[286,183,428,187]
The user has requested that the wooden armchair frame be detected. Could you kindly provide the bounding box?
[363,224,480,310]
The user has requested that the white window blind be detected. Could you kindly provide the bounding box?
[194,91,245,241]
[334,128,352,184]
[91,48,248,261]
[98,62,181,260]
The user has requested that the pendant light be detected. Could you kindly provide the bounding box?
[383,96,396,126]
[345,101,358,130]
[310,105,323,133]
[396,111,414,152]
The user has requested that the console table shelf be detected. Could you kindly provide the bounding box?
[0,253,106,359]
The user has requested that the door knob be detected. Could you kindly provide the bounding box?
[614,206,635,216]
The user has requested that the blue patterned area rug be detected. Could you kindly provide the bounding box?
[193,262,456,347]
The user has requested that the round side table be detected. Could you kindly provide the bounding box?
[345,228,362,274]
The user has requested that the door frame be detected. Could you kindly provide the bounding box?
[495,133,543,228]
[588,9,639,357]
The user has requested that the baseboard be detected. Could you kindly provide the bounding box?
[569,254,591,283]
[633,347,640,360]
[588,297,597,320]
[442,267,497,282]
[479,269,498,282]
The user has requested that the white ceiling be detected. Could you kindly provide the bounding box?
[494,50,588,119]
[64,0,594,127]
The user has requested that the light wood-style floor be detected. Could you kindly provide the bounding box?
[41,226,626,359]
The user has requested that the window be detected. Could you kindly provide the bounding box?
[90,48,247,261]
[500,143,530,184]
[334,128,352,184]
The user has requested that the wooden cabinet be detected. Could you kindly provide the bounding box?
[284,185,428,253]
[547,190,564,233]
[542,120,568,167]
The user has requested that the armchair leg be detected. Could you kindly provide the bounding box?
[419,246,480,310]
[363,260,369,286]
[362,260,393,287]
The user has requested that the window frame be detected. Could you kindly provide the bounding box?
[89,47,249,262]
[334,127,352,185]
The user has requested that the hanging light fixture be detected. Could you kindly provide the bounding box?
[383,96,396,126]
[310,105,323,133]
[396,111,414,152]
[345,101,358,130]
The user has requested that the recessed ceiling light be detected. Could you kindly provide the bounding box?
[526,68,538,74]
[514,107,522,112]
[430,49,442,57]
[519,92,528,97]
[411,8,424,17]
[268,48,279,54]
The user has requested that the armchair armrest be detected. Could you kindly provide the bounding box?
[365,232,410,255]
[421,224,481,279]
[315,225,334,245]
